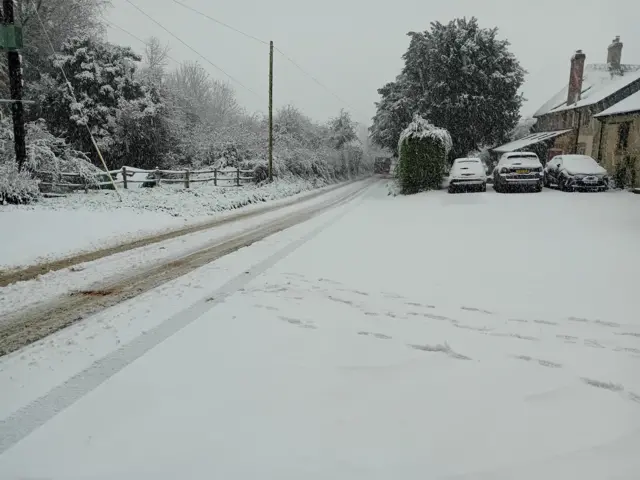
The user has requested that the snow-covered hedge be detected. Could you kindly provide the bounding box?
[396,115,452,194]
[1,118,105,203]
[0,161,40,205]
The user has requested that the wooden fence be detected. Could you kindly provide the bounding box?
[36,166,255,192]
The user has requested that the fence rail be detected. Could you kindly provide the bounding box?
[35,166,255,192]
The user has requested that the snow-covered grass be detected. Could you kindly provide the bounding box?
[1,184,639,478]
[0,177,341,270]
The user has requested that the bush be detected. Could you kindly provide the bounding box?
[0,161,40,204]
[396,115,452,194]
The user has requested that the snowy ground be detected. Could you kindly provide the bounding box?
[2,183,640,479]
[0,177,333,270]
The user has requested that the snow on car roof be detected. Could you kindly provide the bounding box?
[559,155,601,170]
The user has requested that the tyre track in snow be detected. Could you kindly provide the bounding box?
[0,179,376,357]
[0,179,365,288]
[0,179,374,454]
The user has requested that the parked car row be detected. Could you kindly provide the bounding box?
[448,152,610,194]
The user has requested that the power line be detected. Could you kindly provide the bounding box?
[122,0,262,99]
[273,46,358,113]
[101,16,182,67]
[167,0,366,122]
[171,0,269,45]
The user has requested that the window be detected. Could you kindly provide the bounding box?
[618,122,631,151]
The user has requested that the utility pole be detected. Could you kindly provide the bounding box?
[268,40,273,182]
[1,0,26,171]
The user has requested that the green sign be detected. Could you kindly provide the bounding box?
[0,25,23,50]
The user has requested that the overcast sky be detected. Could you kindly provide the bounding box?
[105,0,640,126]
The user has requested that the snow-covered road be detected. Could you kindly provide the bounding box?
[2,183,640,479]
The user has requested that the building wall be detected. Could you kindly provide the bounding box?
[598,113,640,186]
[536,107,596,159]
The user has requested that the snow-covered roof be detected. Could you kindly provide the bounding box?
[594,89,640,117]
[534,64,640,117]
[492,130,572,154]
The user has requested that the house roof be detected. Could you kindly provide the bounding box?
[492,130,572,154]
[534,64,640,117]
[594,89,640,117]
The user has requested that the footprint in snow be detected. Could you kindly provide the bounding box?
[454,324,492,333]
[568,316,590,323]
[490,332,539,342]
[461,306,494,315]
[557,334,578,343]
[408,342,471,360]
[581,377,624,392]
[594,319,621,328]
[357,331,392,340]
[615,346,640,355]
[533,319,559,326]
[278,316,317,330]
[406,301,436,309]
[513,355,562,369]
[584,339,606,349]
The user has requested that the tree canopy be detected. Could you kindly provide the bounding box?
[371,17,525,159]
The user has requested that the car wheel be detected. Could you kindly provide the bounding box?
[448,185,456,194]
[543,174,550,188]
[493,179,502,193]
[534,183,542,192]
[481,182,487,192]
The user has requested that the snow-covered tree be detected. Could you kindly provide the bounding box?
[141,36,170,86]
[370,74,413,152]
[509,117,537,141]
[31,35,164,168]
[1,117,102,203]
[327,109,357,150]
[0,0,108,94]
[397,115,452,194]
[371,17,525,159]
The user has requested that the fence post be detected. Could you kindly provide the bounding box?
[155,167,161,187]
[236,167,240,187]
[122,166,128,189]
[185,169,190,189]
[214,169,217,187]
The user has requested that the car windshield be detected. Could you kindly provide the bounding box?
[562,155,598,171]
[500,156,541,167]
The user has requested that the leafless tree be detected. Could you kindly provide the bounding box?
[142,36,170,85]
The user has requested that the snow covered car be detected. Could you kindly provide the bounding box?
[544,154,609,191]
[493,152,544,193]
[448,157,487,193]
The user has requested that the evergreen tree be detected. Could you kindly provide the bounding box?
[371,17,525,159]
[31,35,166,169]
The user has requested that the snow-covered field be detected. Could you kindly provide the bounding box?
[1,183,640,479]
[0,177,332,270]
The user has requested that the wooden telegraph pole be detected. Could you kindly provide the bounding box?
[268,40,273,182]
[1,0,26,171]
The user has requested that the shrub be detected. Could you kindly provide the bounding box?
[397,115,452,194]
[0,161,40,204]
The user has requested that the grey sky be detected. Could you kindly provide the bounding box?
[105,0,640,126]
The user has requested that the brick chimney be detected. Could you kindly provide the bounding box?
[567,50,586,106]
[607,36,623,73]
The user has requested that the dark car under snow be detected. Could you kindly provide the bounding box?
[544,155,609,191]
